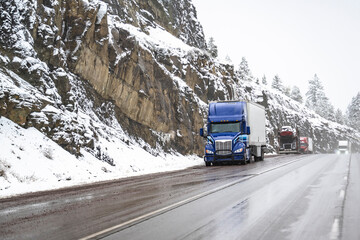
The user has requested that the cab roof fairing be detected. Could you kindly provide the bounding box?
[207,101,247,123]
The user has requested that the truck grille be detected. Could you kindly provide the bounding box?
[284,143,292,149]
[215,140,232,155]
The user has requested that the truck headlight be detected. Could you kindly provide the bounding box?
[206,149,214,154]
[234,148,243,153]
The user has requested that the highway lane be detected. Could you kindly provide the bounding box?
[1,154,357,240]
[98,154,359,240]
[0,154,300,240]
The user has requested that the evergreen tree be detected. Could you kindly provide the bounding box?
[306,74,335,120]
[284,85,291,97]
[325,102,336,122]
[256,78,260,84]
[207,37,218,58]
[225,55,232,64]
[347,92,360,131]
[238,57,253,81]
[262,75,267,85]
[306,74,325,111]
[290,86,303,103]
[271,74,284,92]
[306,74,322,110]
[335,108,345,125]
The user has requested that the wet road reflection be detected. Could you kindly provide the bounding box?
[103,154,357,240]
[2,154,358,240]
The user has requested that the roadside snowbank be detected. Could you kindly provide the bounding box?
[0,117,203,198]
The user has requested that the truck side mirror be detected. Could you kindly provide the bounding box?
[246,126,251,135]
[200,128,208,138]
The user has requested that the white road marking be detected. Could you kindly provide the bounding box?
[79,175,254,240]
[80,157,306,240]
[330,218,340,240]
[339,190,345,199]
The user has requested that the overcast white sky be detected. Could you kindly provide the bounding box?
[192,0,360,112]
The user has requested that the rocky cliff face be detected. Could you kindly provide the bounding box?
[0,0,359,165]
[0,0,226,158]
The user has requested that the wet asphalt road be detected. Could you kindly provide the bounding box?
[1,154,359,240]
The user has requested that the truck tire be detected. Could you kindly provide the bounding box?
[254,148,265,161]
[247,155,252,163]
[241,152,248,165]
[260,148,264,161]
[205,162,211,167]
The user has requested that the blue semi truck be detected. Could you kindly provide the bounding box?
[200,101,266,166]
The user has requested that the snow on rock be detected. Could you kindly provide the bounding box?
[0,116,202,198]
[96,1,107,24]
[108,16,196,59]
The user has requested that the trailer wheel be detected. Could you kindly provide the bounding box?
[260,148,264,161]
[254,149,265,161]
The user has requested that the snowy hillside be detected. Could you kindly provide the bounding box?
[0,116,202,198]
[0,0,359,197]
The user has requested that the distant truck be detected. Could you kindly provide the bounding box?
[299,137,313,154]
[200,101,266,166]
[338,140,351,154]
[278,126,300,154]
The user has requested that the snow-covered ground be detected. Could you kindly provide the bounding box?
[0,117,203,198]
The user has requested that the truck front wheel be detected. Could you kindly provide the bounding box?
[241,152,248,165]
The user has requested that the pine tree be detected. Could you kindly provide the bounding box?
[271,74,284,92]
[306,74,322,110]
[335,108,344,124]
[225,55,232,64]
[290,86,303,103]
[207,37,218,58]
[256,78,260,84]
[284,85,291,97]
[262,75,267,85]
[325,102,336,122]
[238,57,253,82]
[347,92,360,131]
[306,74,335,120]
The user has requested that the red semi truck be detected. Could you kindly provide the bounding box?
[299,137,313,154]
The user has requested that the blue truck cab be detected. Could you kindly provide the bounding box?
[200,101,266,166]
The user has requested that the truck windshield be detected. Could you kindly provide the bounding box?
[210,122,241,133]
